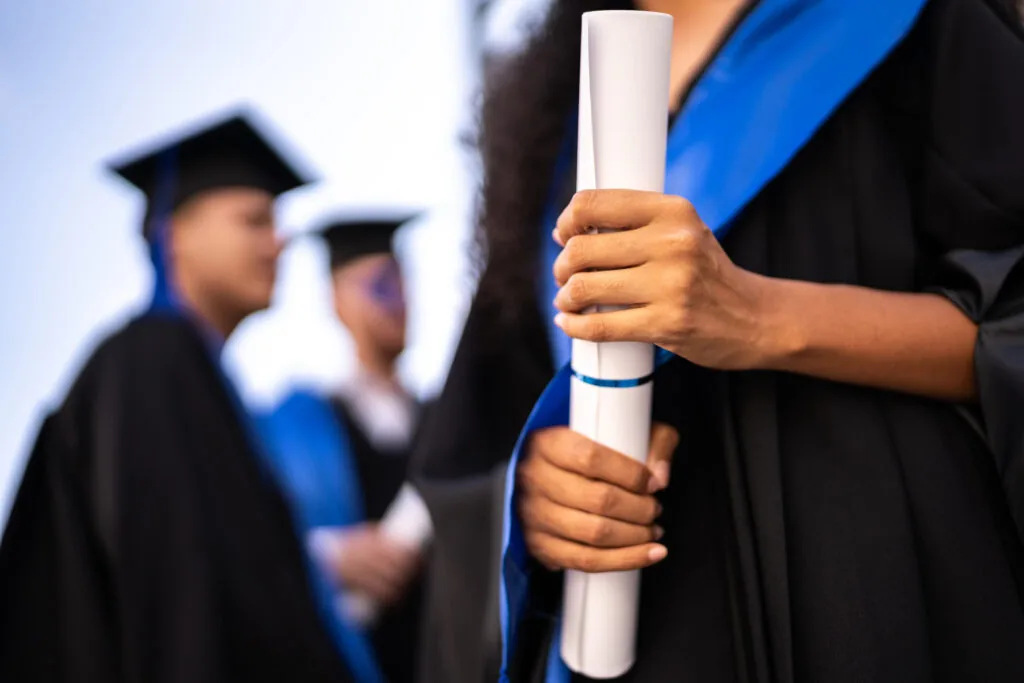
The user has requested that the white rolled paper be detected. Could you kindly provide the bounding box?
[338,482,434,627]
[561,10,672,679]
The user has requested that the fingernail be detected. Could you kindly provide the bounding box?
[552,228,563,246]
[648,545,668,562]
[653,525,664,540]
[655,501,663,517]
[651,462,671,490]
[554,313,567,328]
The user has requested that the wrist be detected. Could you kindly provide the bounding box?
[749,274,809,371]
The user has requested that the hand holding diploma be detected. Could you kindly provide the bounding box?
[551,189,785,371]
[516,422,678,572]
[311,523,422,607]
[314,483,433,626]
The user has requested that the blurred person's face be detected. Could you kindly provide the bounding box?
[331,253,407,361]
[170,187,282,328]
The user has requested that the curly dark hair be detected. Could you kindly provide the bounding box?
[472,0,632,334]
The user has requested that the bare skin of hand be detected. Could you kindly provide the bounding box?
[322,524,422,606]
[517,422,680,573]
[552,190,783,370]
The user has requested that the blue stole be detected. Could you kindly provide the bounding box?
[145,172,385,683]
[503,1,930,681]
[255,391,387,683]
[257,391,366,530]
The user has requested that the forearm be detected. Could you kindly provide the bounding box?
[758,276,978,402]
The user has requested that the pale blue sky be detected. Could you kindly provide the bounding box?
[0,0,546,521]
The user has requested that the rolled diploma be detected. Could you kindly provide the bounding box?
[560,11,672,679]
[339,482,433,626]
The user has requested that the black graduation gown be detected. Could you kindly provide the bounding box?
[331,399,424,683]
[0,313,353,683]
[413,1,1024,681]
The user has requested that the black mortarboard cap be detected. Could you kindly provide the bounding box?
[316,213,421,269]
[107,107,314,238]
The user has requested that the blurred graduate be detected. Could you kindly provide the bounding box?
[0,109,380,683]
[258,213,429,683]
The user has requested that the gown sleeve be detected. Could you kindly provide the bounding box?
[921,0,1024,538]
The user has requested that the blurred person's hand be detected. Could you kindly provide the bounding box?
[312,524,422,606]
[516,422,677,573]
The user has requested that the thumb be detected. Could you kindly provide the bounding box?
[646,422,679,492]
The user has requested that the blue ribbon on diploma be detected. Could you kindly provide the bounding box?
[504,1,931,681]
[570,369,657,388]
[569,348,679,388]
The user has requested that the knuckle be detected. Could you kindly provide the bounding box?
[515,457,537,485]
[516,463,546,497]
[527,428,556,461]
[587,517,613,546]
[588,317,609,342]
[668,195,697,220]
[573,190,598,220]
[590,484,617,516]
[571,437,598,472]
[575,552,599,573]
[524,531,546,557]
[670,226,702,255]
[552,258,567,286]
[568,194,589,229]
[566,274,589,305]
[562,236,585,269]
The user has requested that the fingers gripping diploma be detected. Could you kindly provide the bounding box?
[551,190,777,372]
[516,422,679,573]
